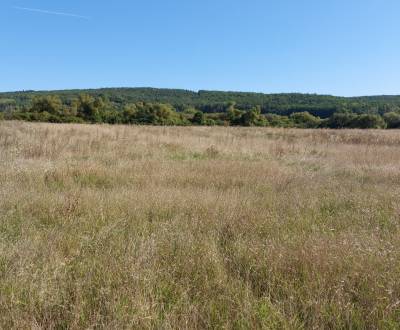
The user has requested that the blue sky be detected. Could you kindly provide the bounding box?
[1,0,399,96]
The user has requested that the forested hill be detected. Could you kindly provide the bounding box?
[1,87,400,118]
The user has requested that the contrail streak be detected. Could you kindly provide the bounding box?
[13,6,90,20]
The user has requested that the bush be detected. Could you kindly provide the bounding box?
[191,111,206,125]
[290,112,321,128]
[351,114,386,129]
[240,107,267,126]
[226,106,244,125]
[265,114,292,127]
[30,96,64,116]
[134,103,184,125]
[383,112,400,128]
[326,113,358,128]
[102,110,123,124]
[75,94,104,123]
[326,113,386,129]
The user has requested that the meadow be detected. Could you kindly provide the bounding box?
[0,121,399,329]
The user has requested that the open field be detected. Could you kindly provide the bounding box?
[1,121,400,329]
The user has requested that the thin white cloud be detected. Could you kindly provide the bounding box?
[13,6,90,20]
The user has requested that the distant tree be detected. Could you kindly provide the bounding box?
[134,103,182,125]
[351,114,386,129]
[0,99,17,112]
[122,104,138,124]
[226,103,244,125]
[265,114,292,127]
[238,106,267,126]
[290,112,321,128]
[30,96,63,116]
[327,113,386,129]
[192,111,205,125]
[326,113,357,128]
[383,112,400,128]
[205,118,217,126]
[76,94,103,122]
[102,110,122,124]
[182,107,197,115]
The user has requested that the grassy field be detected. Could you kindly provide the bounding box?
[1,121,399,329]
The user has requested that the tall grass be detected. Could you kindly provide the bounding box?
[0,121,399,329]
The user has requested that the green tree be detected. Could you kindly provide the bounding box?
[76,94,103,122]
[326,113,357,128]
[383,112,400,128]
[134,103,182,125]
[192,111,205,125]
[238,106,267,126]
[226,104,244,125]
[30,96,63,116]
[352,114,386,129]
[122,104,138,124]
[265,114,292,127]
[290,112,321,128]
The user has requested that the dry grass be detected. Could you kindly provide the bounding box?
[1,121,400,329]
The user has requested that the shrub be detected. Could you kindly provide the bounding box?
[326,113,358,128]
[134,103,184,125]
[290,112,321,128]
[265,114,292,127]
[192,111,206,125]
[239,107,267,126]
[351,114,386,129]
[383,112,400,128]
[76,94,104,123]
[30,96,64,116]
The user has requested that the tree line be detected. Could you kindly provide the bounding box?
[2,88,400,118]
[2,94,400,129]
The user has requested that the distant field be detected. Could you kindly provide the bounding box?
[0,121,399,329]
